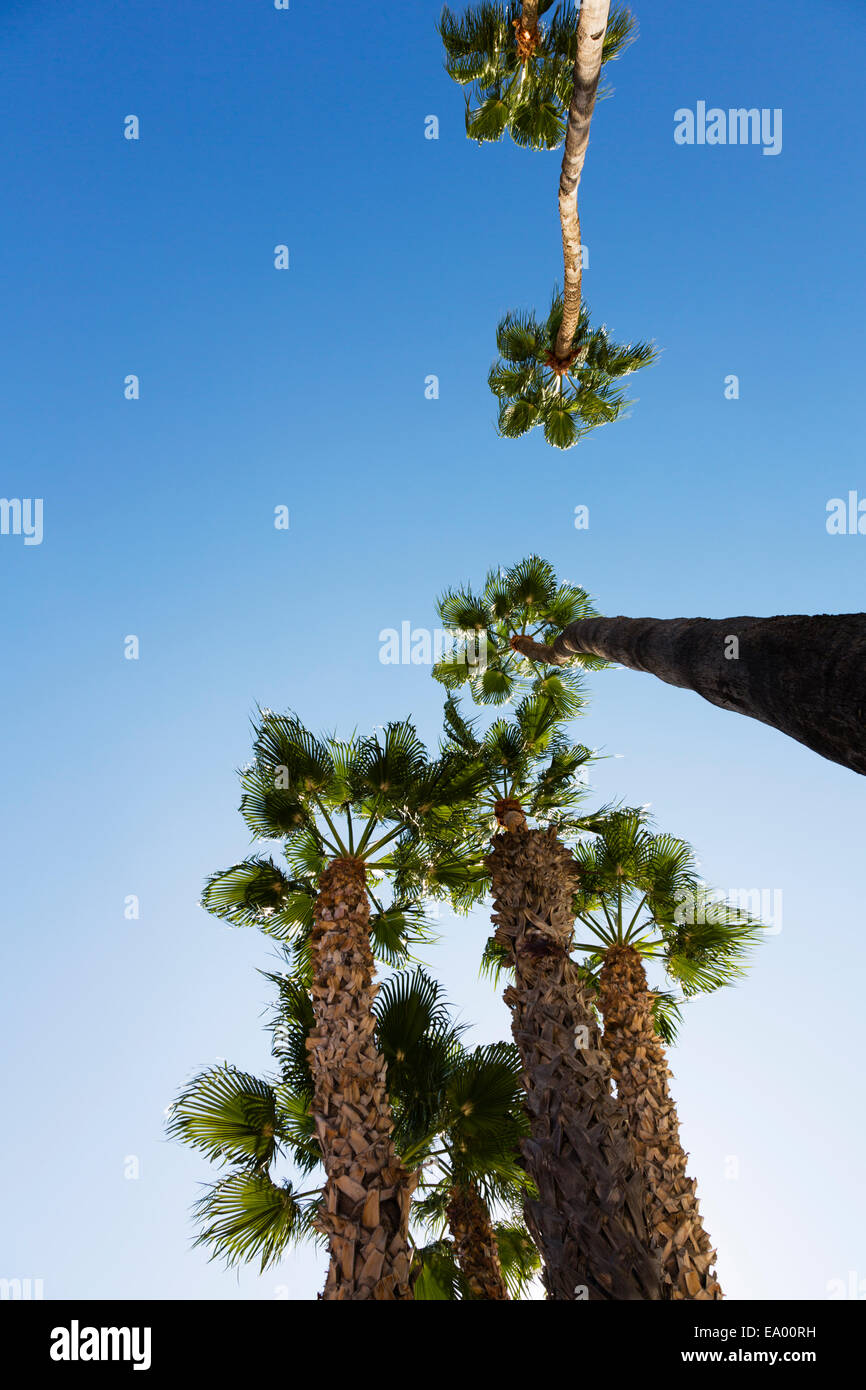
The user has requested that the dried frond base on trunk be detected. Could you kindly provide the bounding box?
[446,1182,509,1300]
[599,944,722,1300]
[308,858,416,1300]
[489,827,662,1300]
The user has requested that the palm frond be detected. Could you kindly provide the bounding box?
[411,1239,467,1300]
[201,858,310,940]
[265,971,315,1097]
[444,1042,528,1172]
[252,709,335,802]
[167,1065,283,1169]
[663,898,764,997]
[239,767,306,839]
[651,989,685,1046]
[495,1221,542,1297]
[191,1171,320,1272]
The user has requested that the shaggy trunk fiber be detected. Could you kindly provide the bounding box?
[511,614,866,775]
[307,857,416,1299]
[519,0,539,39]
[553,0,610,359]
[599,944,722,1300]
[446,1182,510,1300]
[489,823,662,1300]
[514,4,540,66]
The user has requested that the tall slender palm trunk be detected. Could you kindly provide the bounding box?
[511,614,866,775]
[553,0,610,360]
[446,1181,510,1300]
[598,943,722,1300]
[488,822,663,1300]
[307,857,416,1299]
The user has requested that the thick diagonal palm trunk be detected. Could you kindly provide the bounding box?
[598,944,722,1300]
[307,857,416,1299]
[511,614,866,774]
[446,1181,509,1300]
[489,823,662,1300]
[553,0,610,360]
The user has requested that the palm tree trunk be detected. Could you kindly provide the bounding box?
[598,944,722,1300]
[511,614,866,775]
[446,1181,510,1300]
[520,1,539,38]
[553,0,610,360]
[488,822,663,1299]
[514,4,540,68]
[307,857,416,1299]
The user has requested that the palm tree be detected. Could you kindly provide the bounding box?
[375,971,536,1300]
[471,1,656,448]
[435,553,604,713]
[169,964,539,1299]
[569,810,764,1298]
[510,612,866,775]
[439,2,635,151]
[489,295,656,448]
[198,710,485,1300]
[440,692,663,1298]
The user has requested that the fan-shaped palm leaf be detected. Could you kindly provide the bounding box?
[191,1172,319,1272]
[201,858,312,940]
[167,1066,285,1170]
[411,1239,470,1299]
[494,1222,542,1297]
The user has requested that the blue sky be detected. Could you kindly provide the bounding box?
[1,0,864,1300]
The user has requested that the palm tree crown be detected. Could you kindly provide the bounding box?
[570,809,765,1035]
[489,294,657,450]
[201,710,488,972]
[435,554,603,716]
[441,690,598,839]
[439,2,635,150]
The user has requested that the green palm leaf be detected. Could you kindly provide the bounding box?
[444,1042,528,1168]
[239,767,307,839]
[663,902,763,997]
[167,1065,284,1169]
[252,710,335,799]
[411,1240,468,1300]
[495,1222,542,1297]
[191,1172,319,1272]
[201,858,311,939]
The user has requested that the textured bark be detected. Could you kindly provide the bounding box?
[511,614,866,775]
[519,1,539,38]
[553,0,610,360]
[513,4,540,64]
[488,825,663,1300]
[446,1182,510,1300]
[599,945,722,1300]
[307,858,416,1299]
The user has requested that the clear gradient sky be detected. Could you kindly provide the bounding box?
[1,0,865,1301]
